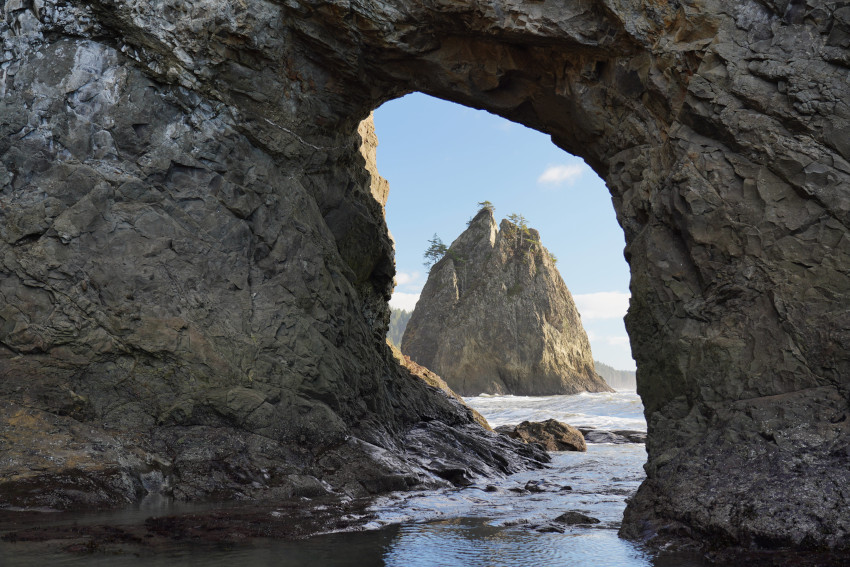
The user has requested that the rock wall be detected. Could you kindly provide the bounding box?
[2,0,849,553]
[402,209,612,396]
[0,0,540,508]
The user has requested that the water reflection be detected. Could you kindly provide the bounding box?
[383,518,653,567]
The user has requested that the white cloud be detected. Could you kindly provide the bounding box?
[573,291,630,320]
[389,292,420,312]
[606,335,631,346]
[395,271,421,287]
[537,163,586,186]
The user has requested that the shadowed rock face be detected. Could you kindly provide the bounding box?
[2,0,849,553]
[402,209,612,396]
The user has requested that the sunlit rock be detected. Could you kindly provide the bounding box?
[402,209,611,396]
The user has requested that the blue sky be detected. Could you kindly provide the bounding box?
[373,93,635,371]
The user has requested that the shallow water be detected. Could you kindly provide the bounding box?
[0,391,716,566]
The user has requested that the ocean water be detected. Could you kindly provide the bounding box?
[467,390,647,430]
[358,390,698,566]
[0,391,714,566]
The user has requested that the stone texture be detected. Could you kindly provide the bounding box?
[1,0,849,555]
[555,511,601,525]
[578,427,646,444]
[498,419,587,452]
[357,113,390,211]
[0,0,542,509]
[402,209,612,396]
[387,339,491,431]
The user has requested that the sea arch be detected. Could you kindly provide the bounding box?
[2,0,848,552]
[327,1,849,549]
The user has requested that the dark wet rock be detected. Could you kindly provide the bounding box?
[703,547,850,567]
[402,209,612,396]
[499,420,587,452]
[0,7,545,514]
[403,421,550,489]
[578,427,646,444]
[0,496,376,554]
[524,480,549,493]
[532,511,601,533]
[612,430,647,444]
[535,524,566,534]
[555,511,601,525]
[583,430,630,444]
[388,340,491,431]
[520,479,571,493]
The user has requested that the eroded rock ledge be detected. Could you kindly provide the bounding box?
[2,0,849,554]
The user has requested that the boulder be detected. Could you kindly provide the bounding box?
[555,511,601,525]
[498,419,587,452]
[578,427,647,444]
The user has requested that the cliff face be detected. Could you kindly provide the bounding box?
[387,308,412,347]
[2,0,850,554]
[0,3,539,509]
[402,210,612,396]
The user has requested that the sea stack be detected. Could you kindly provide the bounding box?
[402,208,612,396]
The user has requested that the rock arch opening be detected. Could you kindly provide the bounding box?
[3,0,848,554]
[371,92,634,376]
[338,3,850,550]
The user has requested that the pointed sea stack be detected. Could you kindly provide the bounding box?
[401,209,613,396]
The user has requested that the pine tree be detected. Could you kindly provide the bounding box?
[423,234,448,269]
[477,200,495,214]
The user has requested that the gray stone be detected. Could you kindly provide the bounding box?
[577,427,645,444]
[555,511,601,526]
[0,4,540,510]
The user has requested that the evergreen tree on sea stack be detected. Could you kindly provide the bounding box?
[401,205,612,396]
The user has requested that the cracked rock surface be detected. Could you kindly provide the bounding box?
[0,0,540,511]
[2,0,849,553]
